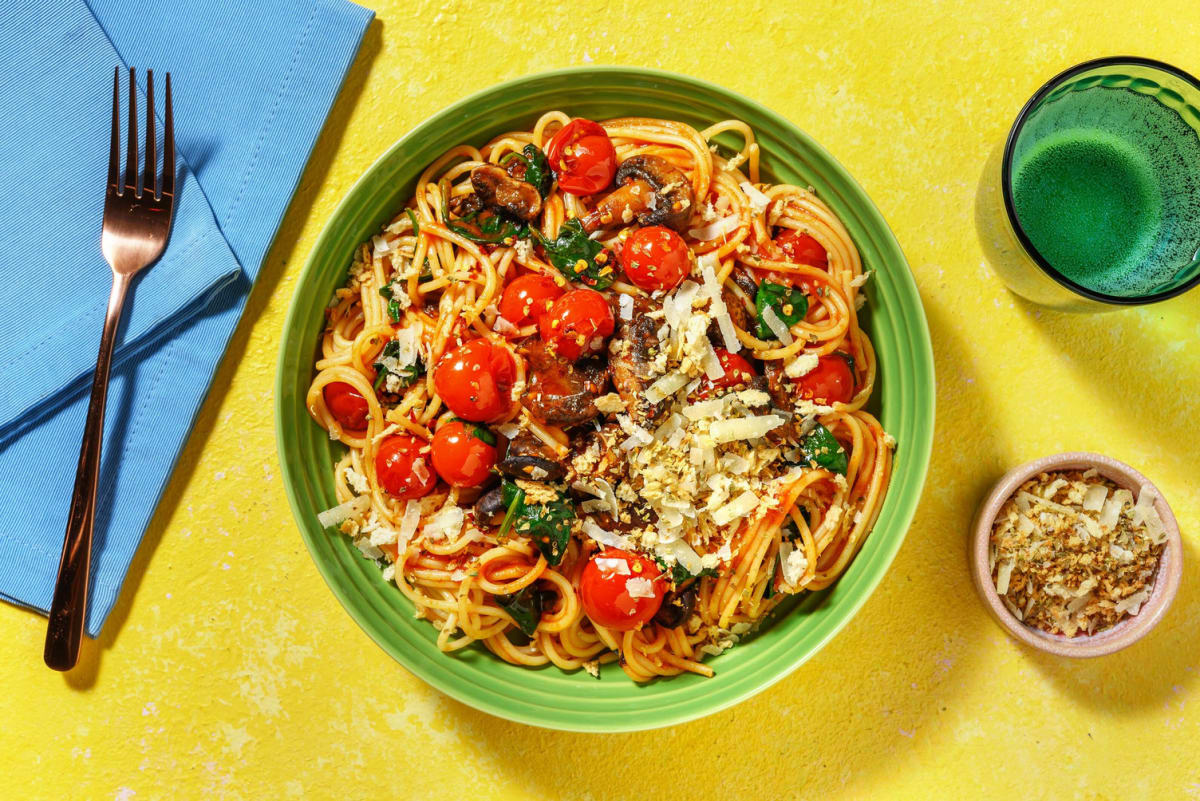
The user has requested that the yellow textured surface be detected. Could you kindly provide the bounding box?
[4,1,1199,798]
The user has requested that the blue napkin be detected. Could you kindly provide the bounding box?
[0,0,372,635]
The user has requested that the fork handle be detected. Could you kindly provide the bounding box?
[44,270,132,671]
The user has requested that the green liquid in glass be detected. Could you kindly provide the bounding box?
[1010,85,1200,297]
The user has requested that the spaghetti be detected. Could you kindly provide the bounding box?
[307,113,894,681]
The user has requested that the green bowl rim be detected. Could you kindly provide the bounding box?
[274,65,935,732]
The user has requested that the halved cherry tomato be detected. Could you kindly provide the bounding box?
[621,225,691,291]
[545,119,617,195]
[323,381,370,431]
[776,230,828,269]
[498,273,563,327]
[538,288,615,362]
[792,353,855,405]
[579,548,667,631]
[433,338,517,422]
[703,349,758,394]
[430,420,497,487]
[375,434,437,499]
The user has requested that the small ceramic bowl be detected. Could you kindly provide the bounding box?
[970,452,1183,657]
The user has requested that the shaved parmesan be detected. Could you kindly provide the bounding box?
[1082,484,1108,511]
[713,490,760,526]
[317,495,370,529]
[995,558,1015,595]
[784,352,819,378]
[594,393,625,414]
[372,234,392,254]
[659,538,703,576]
[625,577,656,598]
[684,398,725,419]
[595,557,631,576]
[645,372,690,403]
[618,293,634,320]
[740,181,770,215]
[423,505,463,540]
[700,254,741,354]
[687,215,741,242]
[709,415,786,443]
[761,306,794,345]
[582,518,632,550]
[398,500,421,544]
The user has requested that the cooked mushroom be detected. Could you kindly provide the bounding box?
[474,486,509,526]
[653,584,697,629]
[470,164,542,222]
[582,155,694,232]
[608,296,667,424]
[521,340,609,426]
[499,431,567,482]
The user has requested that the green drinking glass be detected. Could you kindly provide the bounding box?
[978,57,1200,310]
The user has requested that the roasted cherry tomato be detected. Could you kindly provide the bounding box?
[579,548,667,631]
[776,230,828,269]
[792,353,855,405]
[545,119,617,195]
[323,381,370,431]
[433,338,517,422]
[498,273,563,328]
[538,288,615,362]
[621,225,691,292]
[430,420,497,487]
[703,349,758,394]
[375,434,437,499]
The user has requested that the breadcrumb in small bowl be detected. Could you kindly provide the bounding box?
[970,452,1182,657]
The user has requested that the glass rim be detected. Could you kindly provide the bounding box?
[1001,55,1200,306]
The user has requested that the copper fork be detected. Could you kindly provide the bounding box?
[44,67,176,671]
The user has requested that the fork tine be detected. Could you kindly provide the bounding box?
[144,70,157,199]
[125,67,138,195]
[108,67,120,193]
[161,72,175,199]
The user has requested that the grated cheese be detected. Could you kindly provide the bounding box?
[784,352,820,378]
[625,577,656,598]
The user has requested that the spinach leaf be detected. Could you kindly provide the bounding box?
[441,185,528,245]
[469,423,497,446]
[496,479,574,565]
[498,481,525,538]
[377,283,404,323]
[522,144,553,198]
[754,280,809,339]
[372,340,424,392]
[660,560,718,586]
[495,583,553,637]
[534,219,615,290]
[800,423,848,475]
[406,208,419,238]
[836,350,856,378]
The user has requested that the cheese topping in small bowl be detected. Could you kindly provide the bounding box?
[989,469,1167,637]
[970,452,1182,658]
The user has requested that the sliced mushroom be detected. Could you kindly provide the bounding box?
[608,296,667,424]
[521,340,609,426]
[499,431,567,482]
[474,486,509,527]
[653,584,697,629]
[582,155,694,232]
[470,164,542,222]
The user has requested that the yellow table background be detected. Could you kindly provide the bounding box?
[4,1,1198,798]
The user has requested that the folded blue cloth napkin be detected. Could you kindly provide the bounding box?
[0,0,372,635]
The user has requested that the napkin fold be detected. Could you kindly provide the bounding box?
[0,0,372,635]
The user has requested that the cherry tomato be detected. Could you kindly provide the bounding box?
[792,353,855,405]
[538,288,615,362]
[545,119,617,195]
[579,548,667,631]
[433,338,517,422]
[430,420,497,487]
[323,381,370,431]
[621,226,692,291]
[703,349,758,394]
[775,230,828,269]
[375,434,437,499]
[498,273,563,327]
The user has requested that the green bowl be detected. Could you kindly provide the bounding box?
[275,67,934,732]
